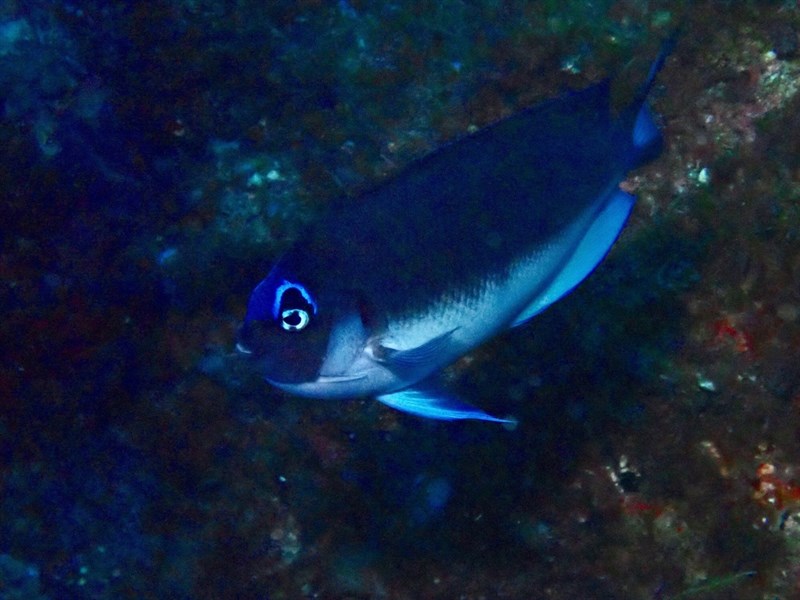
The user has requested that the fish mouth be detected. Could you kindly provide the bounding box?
[235,342,253,355]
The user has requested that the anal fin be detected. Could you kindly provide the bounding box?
[511,188,635,328]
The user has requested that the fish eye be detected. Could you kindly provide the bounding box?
[280,308,310,331]
[272,280,317,332]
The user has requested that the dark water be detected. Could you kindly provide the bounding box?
[2,1,800,598]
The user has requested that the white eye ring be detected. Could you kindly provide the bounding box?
[280,308,310,331]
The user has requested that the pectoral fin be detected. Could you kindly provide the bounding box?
[377,384,515,423]
[374,329,457,369]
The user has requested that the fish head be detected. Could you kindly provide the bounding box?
[236,268,330,383]
[237,266,396,398]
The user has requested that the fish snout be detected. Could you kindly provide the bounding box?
[236,319,268,357]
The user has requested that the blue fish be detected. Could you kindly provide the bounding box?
[237,44,670,423]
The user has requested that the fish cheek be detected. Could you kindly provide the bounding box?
[256,319,332,384]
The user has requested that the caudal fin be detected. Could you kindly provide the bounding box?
[633,28,680,108]
[627,29,679,167]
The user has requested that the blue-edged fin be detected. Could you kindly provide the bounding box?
[633,104,660,151]
[377,385,515,423]
[631,103,662,166]
[511,189,635,328]
[627,30,677,165]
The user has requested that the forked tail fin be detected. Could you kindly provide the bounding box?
[627,29,680,167]
[633,28,680,109]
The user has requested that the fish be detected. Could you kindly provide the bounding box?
[237,41,671,423]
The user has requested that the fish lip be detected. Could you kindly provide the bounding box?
[235,342,253,355]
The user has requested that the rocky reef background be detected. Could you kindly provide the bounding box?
[2,0,800,598]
